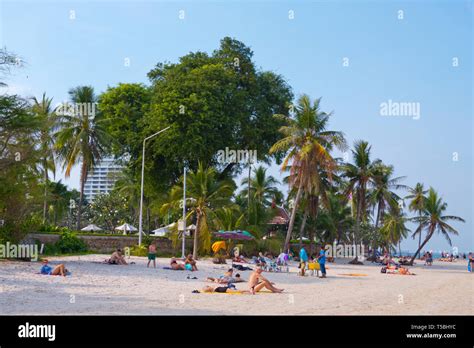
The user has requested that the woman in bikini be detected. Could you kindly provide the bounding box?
[170,257,185,270]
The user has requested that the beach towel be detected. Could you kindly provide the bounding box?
[194,290,274,295]
[163,266,184,270]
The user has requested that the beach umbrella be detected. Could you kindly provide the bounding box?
[81,224,102,232]
[115,223,138,235]
[212,241,227,253]
[214,230,254,241]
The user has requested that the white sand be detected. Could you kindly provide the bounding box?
[0,255,472,315]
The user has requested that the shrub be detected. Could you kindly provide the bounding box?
[54,230,88,253]
[130,244,148,257]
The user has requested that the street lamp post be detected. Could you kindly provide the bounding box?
[138,126,170,246]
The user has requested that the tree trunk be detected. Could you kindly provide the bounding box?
[284,182,303,253]
[352,189,363,261]
[42,160,48,223]
[192,213,201,259]
[77,162,87,230]
[409,230,433,265]
[299,209,308,250]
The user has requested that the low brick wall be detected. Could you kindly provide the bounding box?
[27,233,192,254]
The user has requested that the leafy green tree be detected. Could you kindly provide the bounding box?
[87,191,130,231]
[142,37,292,191]
[98,83,150,160]
[55,86,112,229]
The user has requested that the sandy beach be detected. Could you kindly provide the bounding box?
[0,255,472,315]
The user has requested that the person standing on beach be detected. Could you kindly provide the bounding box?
[147,242,157,268]
[299,246,308,276]
[318,245,327,278]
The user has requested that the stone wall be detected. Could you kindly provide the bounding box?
[27,233,193,254]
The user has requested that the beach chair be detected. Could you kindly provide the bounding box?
[263,257,279,272]
[307,262,320,277]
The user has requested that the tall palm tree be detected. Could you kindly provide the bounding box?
[379,207,410,255]
[370,163,407,229]
[55,86,111,230]
[213,206,245,231]
[241,165,280,225]
[408,188,465,265]
[342,141,379,251]
[270,94,346,252]
[32,93,57,223]
[405,183,427,255]
[170,162,235,258]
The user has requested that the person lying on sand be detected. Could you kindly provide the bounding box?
[194,285,248,294]
[170,257,185,270]
[185,254,198,271]
[382,265,415,275]
[248,267,284,294]
[207,269,244,284]
[40,259,68,276]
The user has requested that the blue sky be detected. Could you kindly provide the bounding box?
[1,0,472,252]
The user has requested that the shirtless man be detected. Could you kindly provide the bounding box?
[110,249,128,265]
[248,267,284,294]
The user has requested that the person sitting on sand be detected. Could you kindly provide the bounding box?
[248,267,284,295]
[40,259,68,276]
[170,257,186,270]
[232,255,248,263]
[147,242,157,268]
[106,249,128,265]
[185,254,198,271]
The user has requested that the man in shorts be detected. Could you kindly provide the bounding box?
[147,242,157,268]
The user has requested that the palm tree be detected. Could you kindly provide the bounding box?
[270,94,346,252]
[408,188,465,265]
[170,162,235,258]
[379,207,410,255]
[213,206,245,231]
[370,163,407,228]
[241,165,280,225]
[32,93,57,223]
[55,86,111,230]
[342,141,379,252]
[405,183,427,255]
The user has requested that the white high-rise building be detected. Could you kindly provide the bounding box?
[83,157,124,202]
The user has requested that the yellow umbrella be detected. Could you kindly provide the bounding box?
[212,241,227,253]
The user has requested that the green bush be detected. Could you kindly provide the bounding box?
[54,230,88,253]
[0,216,40,244]
[130,244,148,257]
